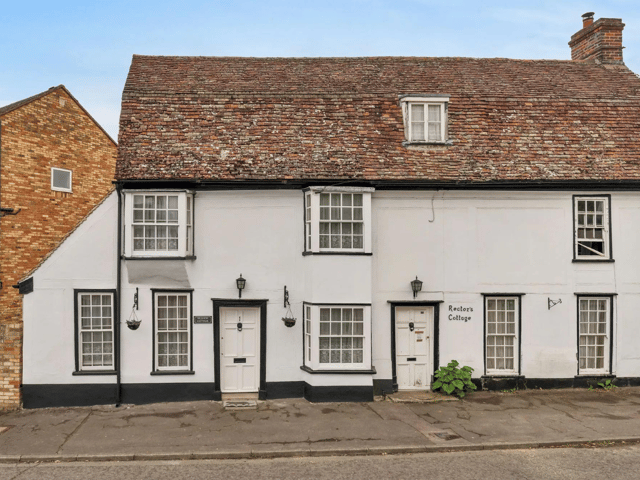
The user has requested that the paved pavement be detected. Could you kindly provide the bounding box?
[0,387,639,463]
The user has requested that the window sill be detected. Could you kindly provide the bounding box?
[150,370,195,376]
[402,140,451,147]
[300,365,376,375]
[123,256,197,261]
[73,370,116,376]
[302,252,372,256]
[575,374,615,378]
[572,259,614,263]
[481,374,523,379]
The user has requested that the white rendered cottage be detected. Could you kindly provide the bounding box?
[19,14,640,407]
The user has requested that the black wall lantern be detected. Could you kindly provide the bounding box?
[411,276,423,299]
[236,274,246,298]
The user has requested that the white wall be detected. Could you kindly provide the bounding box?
[373,190,634,380]
[23,189,640,389]
[23,192,118,384]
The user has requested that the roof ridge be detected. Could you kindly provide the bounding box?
[0,85,62,117]
[0,85,117,146]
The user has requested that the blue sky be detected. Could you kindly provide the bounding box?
[2,1,638,140]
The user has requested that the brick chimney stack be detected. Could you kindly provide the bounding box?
[569,12,625,64]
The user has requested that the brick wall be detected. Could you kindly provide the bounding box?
[569,18,625,64]
[0,88,117,410]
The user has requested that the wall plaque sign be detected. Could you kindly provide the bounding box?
[194,316,212,324]
[447,305,474,322]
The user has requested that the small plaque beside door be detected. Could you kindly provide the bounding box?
[194,316,212,324]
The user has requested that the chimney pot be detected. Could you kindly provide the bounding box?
[582,12,595,28]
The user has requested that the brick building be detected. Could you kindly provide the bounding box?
[0,85,117,409]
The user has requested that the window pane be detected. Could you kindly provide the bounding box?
[411,104,424,121]
[428,104,440,121]
[411,123,425,141]
[428,122,441,142]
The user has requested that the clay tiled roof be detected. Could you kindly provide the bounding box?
[117,55,640,184]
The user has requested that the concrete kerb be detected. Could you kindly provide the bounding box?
[3,436,640,464]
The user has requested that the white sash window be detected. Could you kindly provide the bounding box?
[578,297,611,374]
[485,296,519,375]
[303,303,372,371]
[124,191,194,258]
[303,187,373,254]
[574,196,611,260]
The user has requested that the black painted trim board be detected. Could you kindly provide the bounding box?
[73,289,117,375]
[266,381,304,399]
[303,384,373,403]
[389,302,440,392]
[212,299,268,400]
[23,384,117,409]
[118,179,640,191]
[121,383,214,405]
[26,376,640,408]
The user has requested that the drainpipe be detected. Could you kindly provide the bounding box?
[115,183,123,407]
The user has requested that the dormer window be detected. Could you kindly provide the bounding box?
[400,95,449,144]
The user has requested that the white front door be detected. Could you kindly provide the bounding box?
[396,306,434,390]
[220,307,260,393]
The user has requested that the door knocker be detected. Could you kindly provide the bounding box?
[237,322,243,331]
[409,322,415,332]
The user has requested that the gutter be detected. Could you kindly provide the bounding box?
[115,183,123,406]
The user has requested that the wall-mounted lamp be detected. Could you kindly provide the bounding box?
[236,274,246,298]
[126,287,141,330]
[548,298,562,310]
[411,276,423,299]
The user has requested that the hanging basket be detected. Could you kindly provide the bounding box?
[282,316,296,328]
[282,304,296,327]
[126,308,141,331]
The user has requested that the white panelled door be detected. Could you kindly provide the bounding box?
[396,306,434,390]
[220,307,260,393]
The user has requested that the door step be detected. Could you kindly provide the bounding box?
[222,393,259,410]
[386,390,458,403]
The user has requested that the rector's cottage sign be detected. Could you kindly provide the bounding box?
[448,305,474,322]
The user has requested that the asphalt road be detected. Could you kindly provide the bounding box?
[3,444,639,480]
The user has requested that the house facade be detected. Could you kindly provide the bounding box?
[0,86,117,409]
[19,14,640,407]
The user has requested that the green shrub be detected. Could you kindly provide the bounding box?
[597,379,616,391]
[432,360,477,398]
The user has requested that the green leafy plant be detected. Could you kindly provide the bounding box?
[597,379,616,391]
[432,360,477,398]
